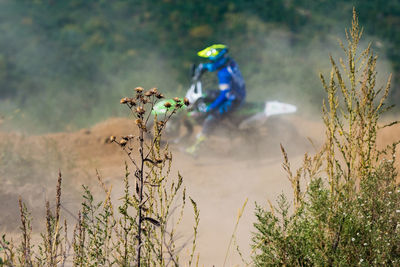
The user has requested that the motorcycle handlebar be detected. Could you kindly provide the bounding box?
[191,63,206,82]
[191,64,196,78]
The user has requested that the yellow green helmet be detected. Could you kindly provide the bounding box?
[197,44,228,61]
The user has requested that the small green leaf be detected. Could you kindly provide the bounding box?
[143,217,161,227]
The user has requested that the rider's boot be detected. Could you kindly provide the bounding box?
[185,133,207,156]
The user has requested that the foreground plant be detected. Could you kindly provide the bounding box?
[0,87,199,267]
[101,87,198,266]
[0,172,68,267]
[252,9,400,266]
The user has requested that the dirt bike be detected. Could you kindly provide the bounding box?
[150,74,298,146]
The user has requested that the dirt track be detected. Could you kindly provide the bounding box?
[1,115,399,265]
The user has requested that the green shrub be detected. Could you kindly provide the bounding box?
[251,9,400,266]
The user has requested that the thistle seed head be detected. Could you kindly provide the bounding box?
[119,139,127,146]
[156,93,164,99]
[184,97,190,106]
[173,97,181,103]
[157,121,165,128]
[128,98,137,106]
[145,91,152,97]
[120,97,129,104]
[142,98,148,104]
[164,102,172,108]
[150,87,158,94]
[122,136,130,141]
[136,106,145,114]
[135,118,143,125]
[104,135,116,143]
[135,87,144,93]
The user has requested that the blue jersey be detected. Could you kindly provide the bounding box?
[208,59,246,111]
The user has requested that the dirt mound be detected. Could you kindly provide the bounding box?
[0,118,137,231]
[48,117,135,161]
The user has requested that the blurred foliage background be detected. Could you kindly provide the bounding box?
[0,0,399,133]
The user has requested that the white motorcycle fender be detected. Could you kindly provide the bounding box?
[238,101,297,130]
[264,101,297,117]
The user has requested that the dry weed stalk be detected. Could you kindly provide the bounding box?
[223,198,248,267]
[109,87,198,266]
[39,171,66,267]
[18,198,32,266]
[1,88,199,267]
[278,8,397,211]
[0,171,68,267]
[320,9,395,200]
[87,87,199,266]
[252,9,400,266]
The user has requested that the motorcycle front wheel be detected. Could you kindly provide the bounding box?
[146,115,182,142]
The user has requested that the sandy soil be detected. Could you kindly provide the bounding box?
[0,115,398,266]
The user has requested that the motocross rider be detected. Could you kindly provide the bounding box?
[186,44,246,155]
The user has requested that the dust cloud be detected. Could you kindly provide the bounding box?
[235,26,394,120]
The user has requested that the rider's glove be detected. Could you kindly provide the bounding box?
[198,63,204,70]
